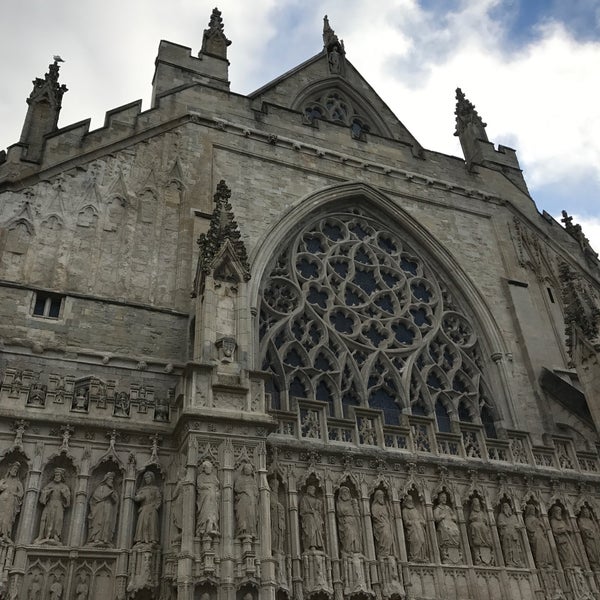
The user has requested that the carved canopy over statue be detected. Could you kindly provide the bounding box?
[133,471,162,544]
[35,467,71,544]
[87,471,119,546]
[0,461,24,541]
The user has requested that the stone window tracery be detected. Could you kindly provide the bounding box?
[259,208,496,430]
[302,90,374,135]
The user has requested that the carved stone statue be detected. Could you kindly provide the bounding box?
[234,463,257,537]
[270,478,286,554]
[49,574,63,600]
[496,501,524,567]
[133,471,162,544]
[336,485,362,554]
[27,573,42,600]
[433,492,461,563]
[549,505,579,568]
[87,471,119,546]
[402,495,428,562]
[371,490,394,557]
[196,460,220,536]
[577,506,600,569]
[74,573,89,600]
[300,484,324,551]
[0,461,24,541]
[469,498,494,565]
[524,503,553,567]
[35,467,71,543]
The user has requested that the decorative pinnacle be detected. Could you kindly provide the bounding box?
[561,210,599,264]
[28,59,68,107]
[323,15,341,50]
[454,87,487,140]
[201,7,231,57]
[196,180,250,280]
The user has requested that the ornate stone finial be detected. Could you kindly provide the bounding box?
[201,7,231,59]
[323,15,338,48]
[149,434,161,464]
[454,88,487,141]
[561,210,599,265]
[194,180,251,293]
[559,262,600,358]
[28,58,68,108]
[59,425,74,454]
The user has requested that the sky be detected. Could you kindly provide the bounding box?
[1,0,600,249]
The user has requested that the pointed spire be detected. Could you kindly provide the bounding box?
[454,88,487,141]
[201,7,231,59]
[196,180,250,280]
[19,59,68,160]
[323,15,339,49]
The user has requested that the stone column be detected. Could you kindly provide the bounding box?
[115,454,137,599]
[258,443,276,600]
[220,439,235,600]
[11,442,45,594]
[177,439,198,600]
[359,481,377,591]
[324,478,342,600]
[69,449,91,547]
[287,474,303,600]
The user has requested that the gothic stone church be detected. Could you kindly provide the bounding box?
[0,10,599,600]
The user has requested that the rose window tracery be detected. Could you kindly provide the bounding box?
[259,209,495,428]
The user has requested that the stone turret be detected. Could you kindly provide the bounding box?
[19,58,68,162]
[151,7,231,104]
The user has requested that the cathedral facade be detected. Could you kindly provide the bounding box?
[1,10,600,600]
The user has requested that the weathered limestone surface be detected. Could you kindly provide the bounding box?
[0,10,600,600]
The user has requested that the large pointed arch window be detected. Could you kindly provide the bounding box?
[259,207,495,429]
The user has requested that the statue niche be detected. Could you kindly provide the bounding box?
[523,501,553,568]
[549,503,580,569]
[0,458,26,543]
[336,482,369,597]
[128,468,163,596]
[34,462,73,545]
[433,490,462,564]
[299,481,332,597]
[234,462,257,539]
[86,467,121,547]
[371,488,403,599]
[269,476,288,590]
[496,499,525,567]
[577,504,600,570]
[467,495,494,566]
[402,492,429,563]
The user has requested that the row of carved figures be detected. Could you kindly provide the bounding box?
[2,457,600,579]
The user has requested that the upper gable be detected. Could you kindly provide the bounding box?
[249,50,423,154]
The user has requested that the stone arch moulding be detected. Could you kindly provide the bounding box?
[249,181,516,428]
[291,78,394,138]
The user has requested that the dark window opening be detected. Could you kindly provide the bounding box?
[435,400,452,433]
[32,292,64,319]
[547,287,555,303]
